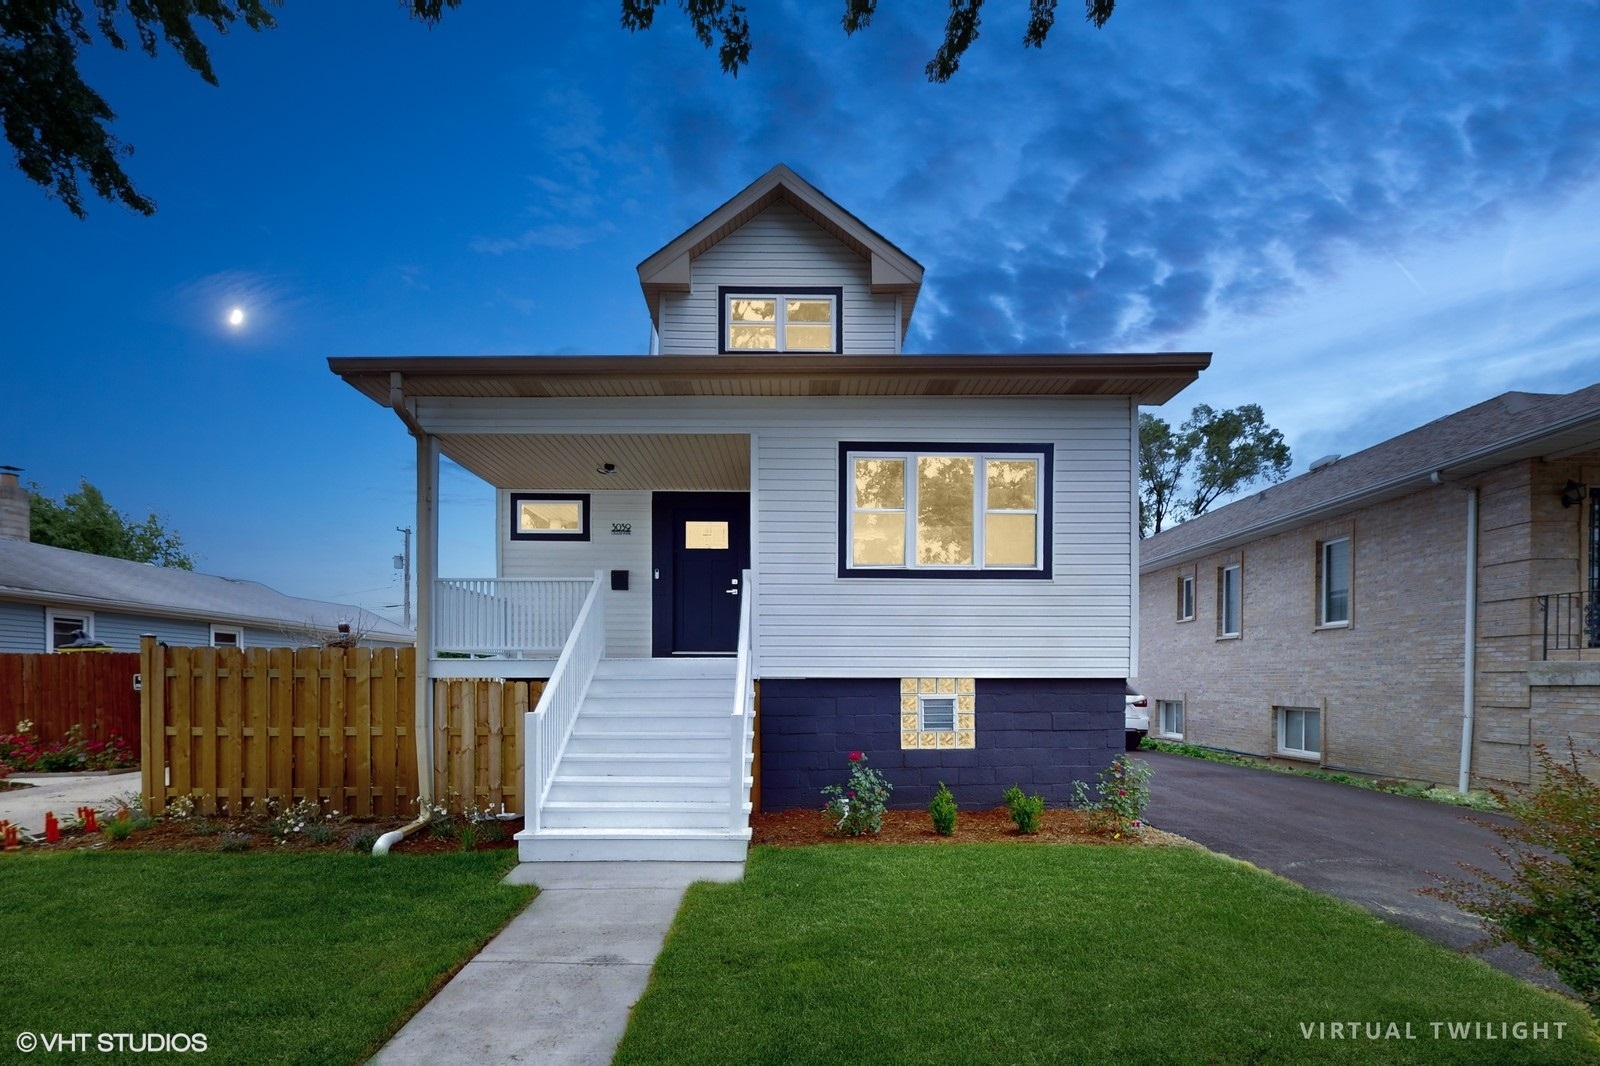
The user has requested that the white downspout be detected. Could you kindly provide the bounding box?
[1458,487,1479,793]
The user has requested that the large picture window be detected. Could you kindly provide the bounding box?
[509,493,591,542]
[839,443,1052,578]
[720,287,841,353]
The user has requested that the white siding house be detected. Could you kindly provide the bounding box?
[331,164,1207,861]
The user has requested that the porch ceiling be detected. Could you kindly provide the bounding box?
[441,433,749,490]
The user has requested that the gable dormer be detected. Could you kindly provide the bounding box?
[637,165,924,356]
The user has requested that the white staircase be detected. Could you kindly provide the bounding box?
[516,658,753,862]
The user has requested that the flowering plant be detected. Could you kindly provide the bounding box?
[0,723,136,773]
[821,751,892,836]
[1071,754,1152,836]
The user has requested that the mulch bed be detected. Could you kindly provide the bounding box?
[752,806,1193,847]
[6,817,525,855]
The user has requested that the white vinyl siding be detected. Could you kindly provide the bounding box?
[93,613,209,650]
[444,393,1136,678]
[657,202,899,355]
[499,489,653,658]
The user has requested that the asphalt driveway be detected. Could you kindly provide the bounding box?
[1139,750,1568,993]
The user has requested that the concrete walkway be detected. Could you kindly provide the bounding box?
[0,772,140,834]
[370,861,744,1066]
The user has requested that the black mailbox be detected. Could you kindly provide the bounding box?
[610,569,629,591]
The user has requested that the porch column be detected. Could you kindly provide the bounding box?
[415,431,440,803]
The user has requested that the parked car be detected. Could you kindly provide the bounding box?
[1124,691,1149,751]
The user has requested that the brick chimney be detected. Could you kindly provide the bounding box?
[0,467,30,541]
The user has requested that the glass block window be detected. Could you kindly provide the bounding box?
[899,677,975,749]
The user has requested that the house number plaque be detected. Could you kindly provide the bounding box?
[611,523,632,535]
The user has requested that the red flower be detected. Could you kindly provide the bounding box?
[848,751,864,762]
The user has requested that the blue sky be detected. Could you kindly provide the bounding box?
[4,0,1598,624]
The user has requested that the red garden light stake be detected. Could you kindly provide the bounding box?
[44,811,60,843]
[3,824,17,850]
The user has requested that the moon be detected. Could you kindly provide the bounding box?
[227,307,246,327]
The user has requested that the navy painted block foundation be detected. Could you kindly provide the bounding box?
[757,677,1124,811]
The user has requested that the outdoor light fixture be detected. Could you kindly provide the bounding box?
[596,462,617,477]
[1561,479,1589,508]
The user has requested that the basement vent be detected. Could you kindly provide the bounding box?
[919,696,957,732]
[1308,454,1341,472]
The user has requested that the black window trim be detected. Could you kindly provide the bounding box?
[836,440,1054,580]
[509,492,592,542]
[718,286,844,354]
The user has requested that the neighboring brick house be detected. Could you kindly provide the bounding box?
[1134,384,1600,787]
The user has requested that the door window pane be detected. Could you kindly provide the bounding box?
[684,521,729,549]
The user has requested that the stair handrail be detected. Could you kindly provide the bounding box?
[729,568,755,831]
[526,570,606,834]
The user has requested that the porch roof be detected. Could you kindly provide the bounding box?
[329,352,1211,407]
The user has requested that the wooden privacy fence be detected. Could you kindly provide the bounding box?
[140,638,538,820]
[0,652,141,745]
[141,639,418,818]
[433,678,542,816]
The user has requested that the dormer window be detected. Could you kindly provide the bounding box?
[720,287,840,353]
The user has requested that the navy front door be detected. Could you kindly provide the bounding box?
[652,492,751,655]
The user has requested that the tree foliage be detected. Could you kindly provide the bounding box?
[0,1,279,218]
[1139,404,1291,537]
[4,1,1118,218]
[29,479,195,569]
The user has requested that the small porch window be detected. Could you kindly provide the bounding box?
[510,493,591,542]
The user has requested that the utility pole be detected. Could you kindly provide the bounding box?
[394,527,413,629]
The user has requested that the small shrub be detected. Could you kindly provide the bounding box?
[821,751,893,836]
[266,797,324,843]
[1424,743,1600,1018]
[928,782,958,836]
[1071,754,1152,836]
[217,831,253,852]
[344,826,380,853]
[302,819,337,845]
[1002,784,1044,834]
[457,820,479,852]
[102,818,135,842]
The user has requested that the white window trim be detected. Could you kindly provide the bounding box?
[1178,573,1195,622]
[44,608,94,651]
[1219,564,1241,638]
[724,292,838,353]
[845,449,1046,573]
[210,625,245,648]
[1156,699,1184,738]
[1318,537,1351,628]
[1277,706,1323,759]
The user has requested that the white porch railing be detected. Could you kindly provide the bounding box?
[728,568,756,830]
[433,578,592,657]
[525,571,606,834]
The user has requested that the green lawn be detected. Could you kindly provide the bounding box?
[618,845,1600,1065]
[0,851,535,1064]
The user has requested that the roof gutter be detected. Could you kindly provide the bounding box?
[388,371,428,439]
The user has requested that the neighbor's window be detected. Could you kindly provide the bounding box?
[842,445,1050,577]
[510,493,591,542]
[1157,699,1184,738]
[210,626,243,648]
[46,610,93,651]
[1178,573,1195,621]
[723,290,839,352]
[1219,564,1241,637]
[1320,538,1351,626]
[1278,706,1322,758]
